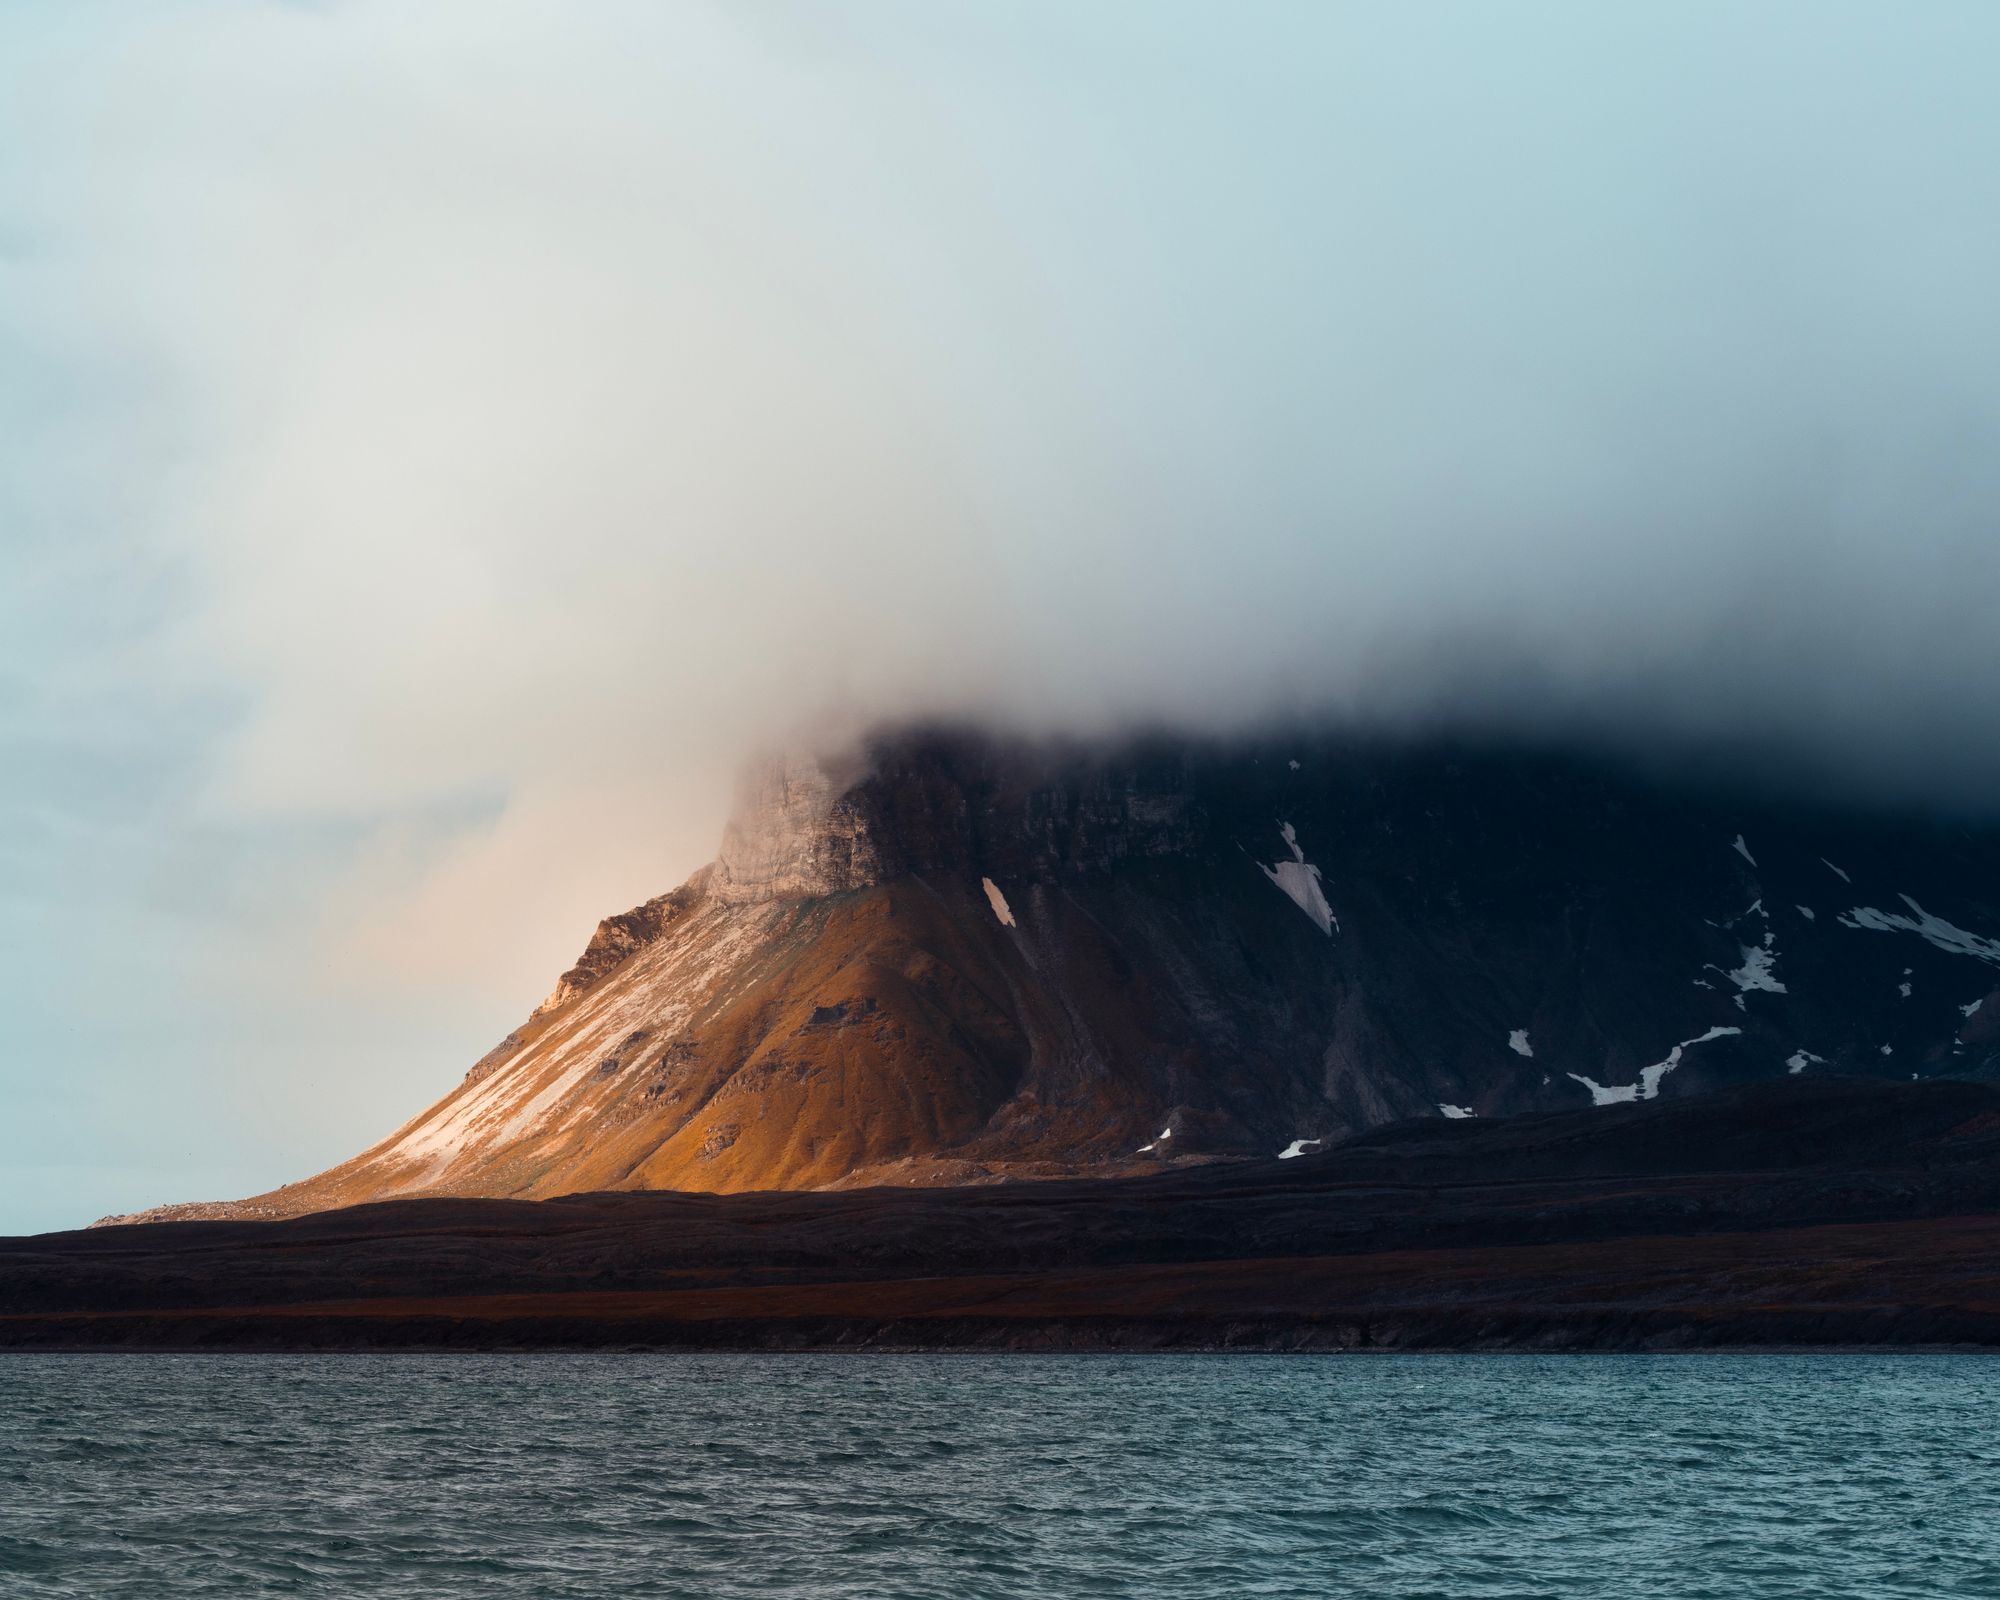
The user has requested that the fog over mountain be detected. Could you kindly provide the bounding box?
[5,1,2000,1229]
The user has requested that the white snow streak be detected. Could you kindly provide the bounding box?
[981,877,1017,928]
[1568,1026,1742,1106]
[1733,835,1757,866]
[1723,941,1786,1000]
[1438,1104,1476,1119]
[1822,858,1851,882]
[380,900,777,1175]
[1787,1049,1825,1075]
[1261,821,1336,936]
[1709,933,1785,1009]
[1567,1074,1639,1107]
[1838,897,2000,965]
[1508,1029,1534,1057]
[1276,1138,1321,1160]
[1795,905,1816,921]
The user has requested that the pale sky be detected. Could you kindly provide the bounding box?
[5,1,2000,1232]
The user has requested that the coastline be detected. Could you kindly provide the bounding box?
[11,1079,1997,1356]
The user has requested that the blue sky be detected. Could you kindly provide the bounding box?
[5,1,2000,1232]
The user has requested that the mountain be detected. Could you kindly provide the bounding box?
[106,724,2000,1224]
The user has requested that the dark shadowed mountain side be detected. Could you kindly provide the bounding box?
[11,1079,2000,1351]
[105,724,2000,1224]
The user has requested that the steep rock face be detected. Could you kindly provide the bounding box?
[531,873,710,1019]
[712,751,883,902]
[113,725,2000,1223]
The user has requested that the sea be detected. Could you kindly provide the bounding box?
[2,1353,1995,1597]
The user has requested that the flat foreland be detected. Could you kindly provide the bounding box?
[7,1078,2000,1352]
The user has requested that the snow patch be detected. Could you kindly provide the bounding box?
[1822,858,1851,883]
[1961,997,1986,1018]
[1438,1104,1476,1119]
[1898,981,1912,998]
[981,877,1016,928]
[1880,1044,1894,1057]
[1710,939,1786,1009]
[1288,759,1300,771]
[1508,1029,1534,1058]
[1567,1074,1638,1107]
[1136,1125,1174,1155]
[1733,835,1757,866]
[1276,1137,1321,1160]
[1838,897,2000,965]
[1786,1049,1825,1075]
[1261,821,1337,936]
[1568,1026,1742,1107]
[1795,905,1816,921]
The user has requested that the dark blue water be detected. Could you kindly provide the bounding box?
[2,1354,1996,1597]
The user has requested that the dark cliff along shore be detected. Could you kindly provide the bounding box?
[6,1078,2000,1353]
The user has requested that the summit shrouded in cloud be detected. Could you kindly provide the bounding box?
[5,1,2000,1230]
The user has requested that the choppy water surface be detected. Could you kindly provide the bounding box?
[3,1354,1997,1597]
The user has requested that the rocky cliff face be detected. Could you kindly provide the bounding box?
[111,724,2000,1224]
[711,750,882,902]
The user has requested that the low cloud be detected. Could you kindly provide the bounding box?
[9,0,2000,1007]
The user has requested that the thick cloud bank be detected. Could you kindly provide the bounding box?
[6,2,2000,1225]
[10,3,2000,796]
